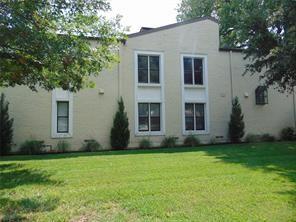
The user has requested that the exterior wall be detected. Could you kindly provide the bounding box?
[2,19,295,151]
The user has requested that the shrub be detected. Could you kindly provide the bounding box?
[228,97,245,143]
[139,138,152,149]
[161,136,178,148]
[20,140,44,155]
[261,133,276,142]
[209,137,217,144]
[0,93,14,156]
[81,139,102,152]
[110,97,130,149]
[56,140,70,152]
[183,135,200,147]
[280,127,295,141]
[244,134,262,143]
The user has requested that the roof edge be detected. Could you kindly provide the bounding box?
[128,16,218,38]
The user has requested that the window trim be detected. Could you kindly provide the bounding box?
[134,50,165,136]
[181,54,210,135]
[51,89,73,138]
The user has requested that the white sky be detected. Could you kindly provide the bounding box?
[108,0,182,33]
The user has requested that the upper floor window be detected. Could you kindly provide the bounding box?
[138,55,160,84]
[183,57,203,85]
[255,86,268,105]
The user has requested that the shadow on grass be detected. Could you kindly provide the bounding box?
[0,163,62,221]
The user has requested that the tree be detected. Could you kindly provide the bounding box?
[0,0,125,92]
[0,93,14,155]
[177,0,296,92]
[110,97,130,149]
[228,97,245,143]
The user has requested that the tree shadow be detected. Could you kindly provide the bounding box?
[203,142,296,204]
[0,163,62,220]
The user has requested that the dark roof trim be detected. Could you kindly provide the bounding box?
[128,16,218,38]
[219,47,244,52]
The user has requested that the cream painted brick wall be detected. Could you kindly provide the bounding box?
[2,19,295,151]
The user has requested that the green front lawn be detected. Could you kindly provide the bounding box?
[1,142,296,221]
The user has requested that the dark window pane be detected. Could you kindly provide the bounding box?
[184,58,193,84]
[194,58,203,85]
[139,117,149,131]
[138,103,149,117]
[195,104,205,130]
[57,101,69,133]
[150,70,159,83]
[151,117,160,131]
[185,103,194,130]
[149,56,159,70]
[185,117,194,130]
[138,69,148,83]
[138,55,148,83]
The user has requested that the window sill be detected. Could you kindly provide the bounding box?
[184,85,205,89]
[138,83,161,88]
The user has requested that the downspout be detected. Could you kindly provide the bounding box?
[229,50,234,101]
[117,49,120,99]
[293,87,296,128]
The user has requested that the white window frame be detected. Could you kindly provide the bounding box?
[134,50,165,136]
[183,56,205,86]
[137,102,162,133]
[51,89,73,138]
[181,54,210,135]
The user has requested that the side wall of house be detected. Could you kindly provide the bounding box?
[1,19,295,151]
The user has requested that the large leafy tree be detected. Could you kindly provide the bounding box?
[177,0,296,92]
[0,0,125,92]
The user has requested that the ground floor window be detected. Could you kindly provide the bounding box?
[138,103,161,132]
[57,101,69,133]
[185,103,205,131]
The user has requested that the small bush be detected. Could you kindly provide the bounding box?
[139,138,152,149]
[245,133,276,143]
[161,136,178,148]
[183,135,200,147]
[20,140,44,155]
[56,140,70,152]
[81,139,102,152]
[209,137,217,144]
[280,127,295,141]
[261,133,276,142]
[245,134,262,143]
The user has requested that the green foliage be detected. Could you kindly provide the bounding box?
[19,140,44,155]
[261,134,276,142]
[228,97,245,143]
[0,93,14,155]
[139,138,152,149]
[161,136,178,148]
[56,140,70,152]
[110,97,130,149]
[280,127,295,141]
[0,0,126,92]
[209,137,217,144]
[245,133,276,143]
[177,0,296,92]
[183,135,200,147]
[81,139,102,152]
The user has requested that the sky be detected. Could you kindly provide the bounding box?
[108,0,182,33]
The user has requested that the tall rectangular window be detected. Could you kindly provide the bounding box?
[138,55,160,84]
[185,103,205,131]
[138,103,161,132]
[183,57,203,85]
[57,101,69,133]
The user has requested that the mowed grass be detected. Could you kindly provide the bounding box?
[1,143,296,221]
